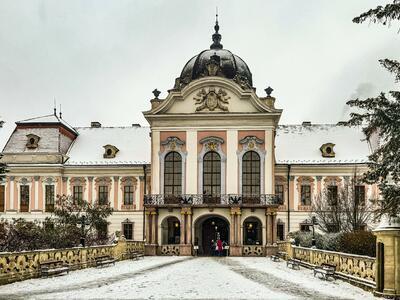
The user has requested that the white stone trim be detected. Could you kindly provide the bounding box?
[237,136,266,194]
[198,136,226,195]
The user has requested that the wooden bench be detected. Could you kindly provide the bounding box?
[277,251,288,260]
[39,259,70,278]
[286,258,301,270]
[270,255,280,262]
[95,255,116,267]
[122,250,144,260]
[313,263,336,280]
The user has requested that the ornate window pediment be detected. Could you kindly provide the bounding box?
[239,136,264,151]
[26,134,40,149]
[199,136,224,152]
[161,137,185,152]
[320,143,335,158]
[103,144,119,158]
[194,87,230,112]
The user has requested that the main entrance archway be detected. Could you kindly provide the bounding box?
[194,215,230,256]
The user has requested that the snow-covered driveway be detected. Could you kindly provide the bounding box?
[0,256,378,300]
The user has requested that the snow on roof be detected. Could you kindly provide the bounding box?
[66,126,150,166]
[17,114,78,135]
[275,124,370,164]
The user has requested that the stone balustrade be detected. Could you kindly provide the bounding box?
[0,240,144,285]
[292,246,376,288]
[160,245,180,256]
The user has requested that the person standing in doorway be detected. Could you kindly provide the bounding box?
[217,238,223,257]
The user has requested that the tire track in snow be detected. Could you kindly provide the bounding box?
[215,257,348,300]
[0,257,195,300]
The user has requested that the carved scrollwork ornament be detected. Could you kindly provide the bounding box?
[194,87,230,112]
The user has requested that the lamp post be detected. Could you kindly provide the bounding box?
[311,216,317,248]
[80,215,89,247]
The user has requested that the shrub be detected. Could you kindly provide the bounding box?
[338,231,376,257]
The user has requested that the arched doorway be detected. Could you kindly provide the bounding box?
[161,216,181,245]
[194,215,229,256]
[243,217,262,245]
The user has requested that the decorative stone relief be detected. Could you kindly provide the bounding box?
[26,134,40,149]
[194,87,230,112]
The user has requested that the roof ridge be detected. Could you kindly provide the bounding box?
[74,126,150,129]
[17,114,55,123]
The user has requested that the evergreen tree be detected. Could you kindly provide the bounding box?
[344,1,400,217]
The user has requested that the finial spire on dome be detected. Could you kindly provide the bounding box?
[210,9,223,50]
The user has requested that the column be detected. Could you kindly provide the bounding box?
[180,209,186,244]
[186,210,192,244]
[230,212,236,245]
[236,212,242,245]
[62,177,68,196]
[151,212,158,244]
[272,212,277,244]
[113,176,119,209]
[34,176,39,210]
[266,211,272,245]
[9,176,14,210]
[87,177,93,204]
[145,211,151,243]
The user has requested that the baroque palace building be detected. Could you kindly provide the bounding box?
[0,20,379,256]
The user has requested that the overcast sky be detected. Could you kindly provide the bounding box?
[0,0,398,142]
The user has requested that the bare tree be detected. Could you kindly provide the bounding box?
[312,171,374,233]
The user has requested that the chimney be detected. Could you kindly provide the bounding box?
[132,123,141,128]
[302,121,311,126]
[91,121,101,128]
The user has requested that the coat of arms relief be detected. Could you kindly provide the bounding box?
[193,87,230,112]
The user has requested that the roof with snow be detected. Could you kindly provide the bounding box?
[65,126,150,166]
[275,124,371,164]
[16,114,78,136]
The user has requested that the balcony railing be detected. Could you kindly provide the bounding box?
[144,194,281,207]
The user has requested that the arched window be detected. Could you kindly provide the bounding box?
[242,151,260,195]
[161,217,180,245]
[164,152,182,195]
[203,151,221,196]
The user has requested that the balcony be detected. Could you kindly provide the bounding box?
[144,194,282,207]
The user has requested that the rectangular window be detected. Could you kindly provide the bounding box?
[277,223,285,241]
[301,185,311,206]
[275,184,284,204]
[123,223,133,240]
[300,224,311,232]
[20,185,30,212]
[73,186,83,204]
[328,185,338,205]
[124,186,134,205]
[45,185,55,212]
[0,185,4,212]
[98,186,108,205]
[355,185,366,205]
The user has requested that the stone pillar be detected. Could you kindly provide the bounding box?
[230,212,236,245]
[144,208,158,256]
[272,212,277,244]
[265,208,279,256]
[229,207,242,256]
[180,210,186,245]
[87,177,93,204]
[179,207,192,256]
[266,211,272,245]
[237,212,242,245]
[374,221,400,298]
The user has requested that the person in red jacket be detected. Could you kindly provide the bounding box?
[217,239,223,256]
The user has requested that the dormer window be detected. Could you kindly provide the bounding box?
[26,134,40,149]
[320,143,335,158]
[103,144,119,158]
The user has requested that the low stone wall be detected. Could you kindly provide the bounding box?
[0,240,144,285]
[292,245,376,289]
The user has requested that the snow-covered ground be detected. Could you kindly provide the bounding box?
[0,256,378,300]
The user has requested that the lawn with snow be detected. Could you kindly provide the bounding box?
[0,256,378,300]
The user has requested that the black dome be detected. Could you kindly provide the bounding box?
[174,20,253,90]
